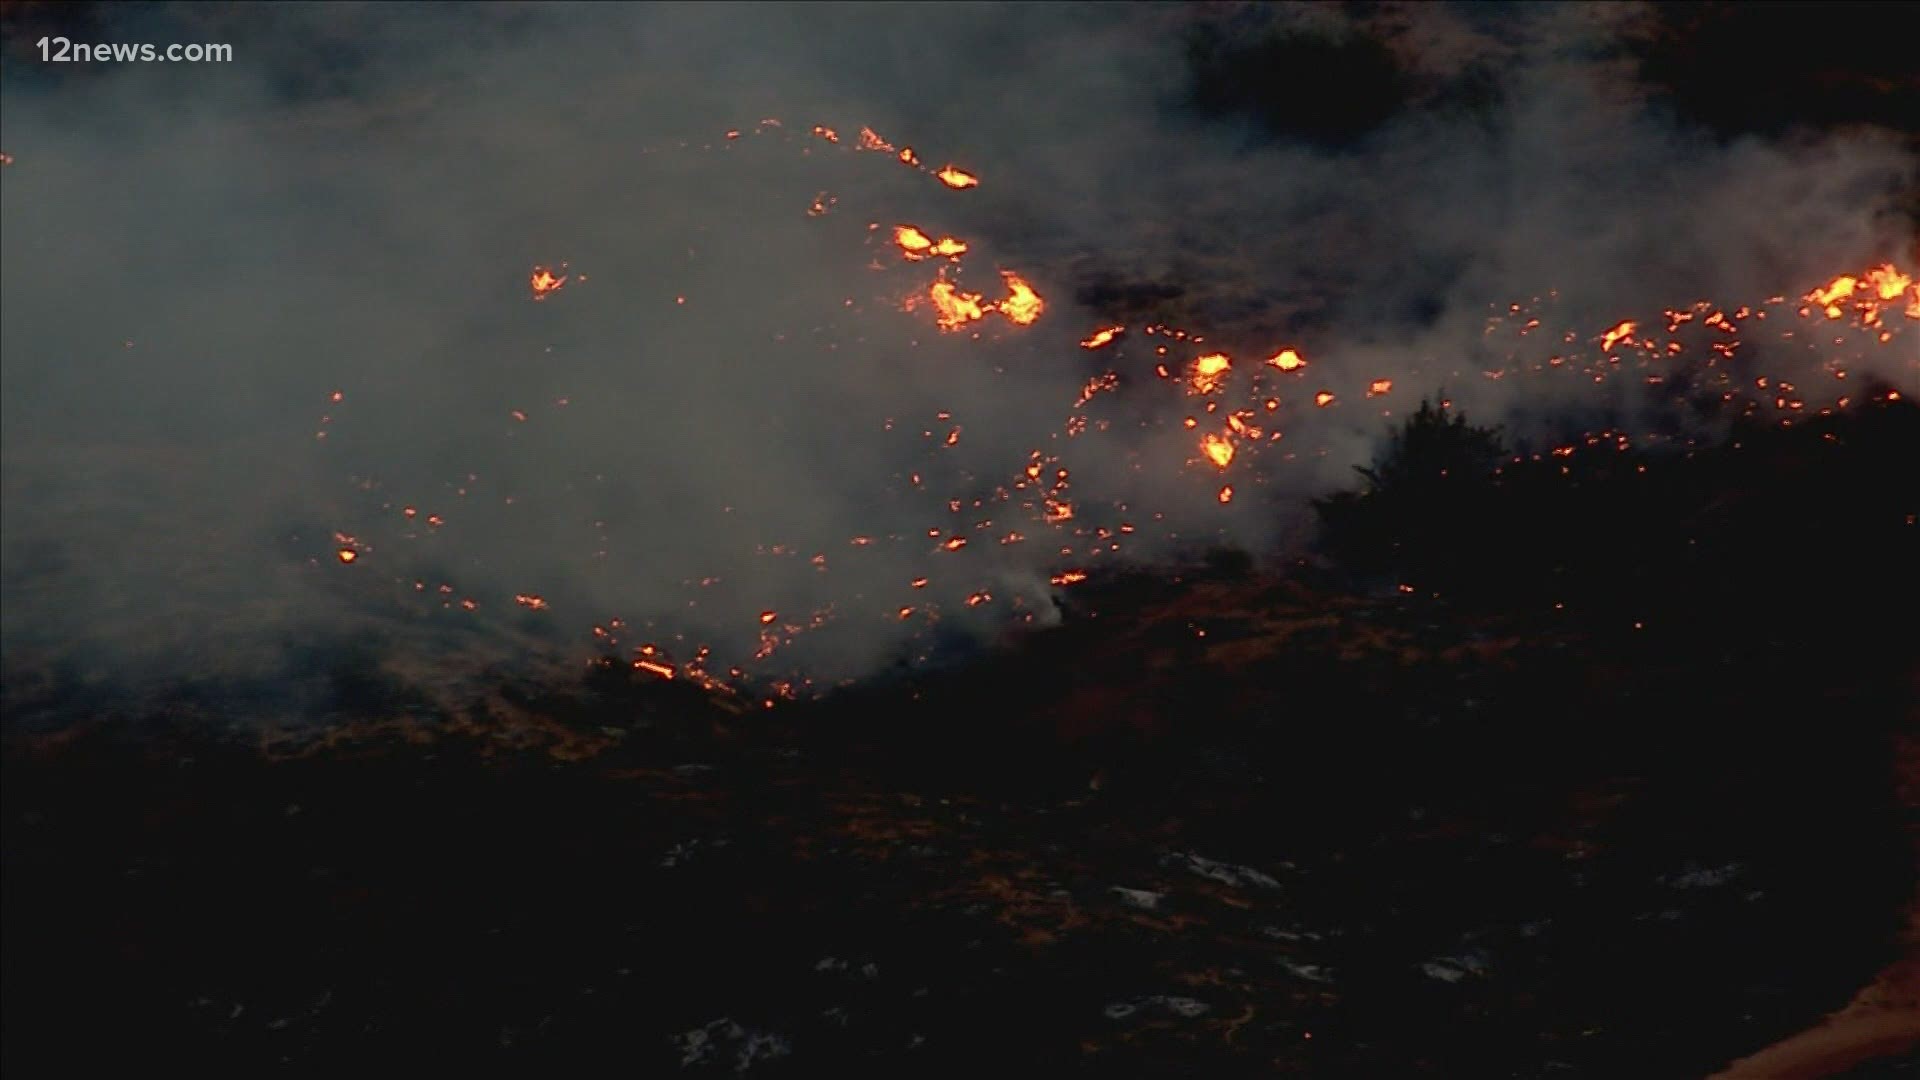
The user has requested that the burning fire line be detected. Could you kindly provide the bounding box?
[325,117,1917,702]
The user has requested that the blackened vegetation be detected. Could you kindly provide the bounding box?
[5,401,1917,1075]
[1314,393,1919,657]
[1631,2,1920,140]
[1183,14,1412,149]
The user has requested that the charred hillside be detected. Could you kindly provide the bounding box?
[5,400,1915,1076]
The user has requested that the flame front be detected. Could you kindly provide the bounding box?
[323,117,1920,703]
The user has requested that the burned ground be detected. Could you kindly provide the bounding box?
[5,401,1914,1076]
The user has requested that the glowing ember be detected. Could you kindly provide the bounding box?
[924,278,986,331]
[1600,320,1637,352]
[530,266,567,300]
[892,225,968,260]
[995,272,1045,326]
[1201,432,1235,469]
[935,165,979,189]
[318,125,1920,703]
[1808,275,1857,314]
[1191,353,1232,394]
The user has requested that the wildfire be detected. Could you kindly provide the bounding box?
[530,265,567,300]
[996,272,1045,325]
[1810,265,1918,321]
[1600,320,1636,352]
[1865,264,1912,301]
[925,278,987,331]
[1266,348,1306,371]
[1200,432,1235,469]
[325,121,1920,706]
[1191,353,1232,394]
[1808,275,1857,315]
[892,225,968,260]
[935,165,979,189]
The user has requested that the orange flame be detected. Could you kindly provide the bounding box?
[1367,378,1393,397]
[1314,391,1336,407]
[1191,353,1231,394]
[936,165,979,189]
[336,548,357,564]
[995,272,1045,325]
[1600,320,1636,352]
[926,279,986,331]
[1807,275,1857,317]
[1081,326,1124,349]
[530,266,567,300]
[1865,264,1912,301]
[1266,348,1306,371]
[892,225,968,260]
[1201,432,1235,469]
[1218,485,1234,504]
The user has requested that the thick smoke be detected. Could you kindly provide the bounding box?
[2,3,1914,711]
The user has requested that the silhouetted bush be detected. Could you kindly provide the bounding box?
[1314,391,1920,664]
[1312,397,1505,585]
